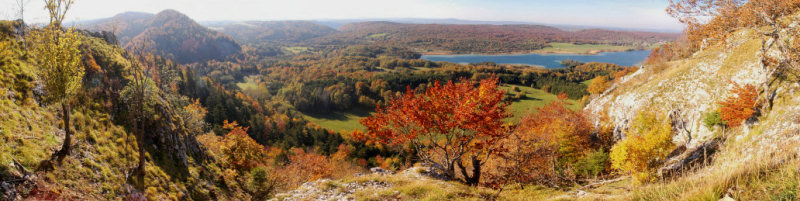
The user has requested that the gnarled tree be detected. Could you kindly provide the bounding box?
[357,77,510,186]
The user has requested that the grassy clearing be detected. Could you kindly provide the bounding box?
[536,43,639,54]
[283,46,312,54]
[367,33,389,39]
[301,107,373,133]
[499,84,581,123]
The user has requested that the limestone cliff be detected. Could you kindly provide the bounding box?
[585,25,800,172]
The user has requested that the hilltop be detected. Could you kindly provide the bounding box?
[82,10,241,64]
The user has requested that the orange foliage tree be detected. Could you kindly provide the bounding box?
[357,77,510,185]
[221,120,266,170]
[493,94,592,186]
[719,83,758,127]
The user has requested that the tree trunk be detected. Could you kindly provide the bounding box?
[135,117,146,188]
[137,129,145,176]
[469,156,481,185]
[56,102,71,161]
[446,161,456,180]
[457,156,482,186]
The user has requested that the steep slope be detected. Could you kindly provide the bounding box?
[214,21,338,45]
[584,19,800,200]
[124,10,241,64]
[586,29,768,149]
[0,22,257,200]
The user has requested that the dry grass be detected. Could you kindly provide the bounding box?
[629,141,798,201]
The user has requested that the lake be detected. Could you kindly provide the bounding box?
[421,50,652,68]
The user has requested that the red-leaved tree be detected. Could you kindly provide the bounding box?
[357,77,510,185]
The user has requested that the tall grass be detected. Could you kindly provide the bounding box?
[631,142,798,201]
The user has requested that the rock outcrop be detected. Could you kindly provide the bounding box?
[586,23,800,176]
[585,29,768,150]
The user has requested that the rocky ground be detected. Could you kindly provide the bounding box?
[272,166,442,201]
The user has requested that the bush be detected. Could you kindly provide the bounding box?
[702,110,726,129]
[248,167,278,200]
[587,76,609,95]
[610,112,674,184]
[575,149,610,178]
[719,83,758,128]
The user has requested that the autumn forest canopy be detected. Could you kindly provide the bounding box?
[1,0,799,200]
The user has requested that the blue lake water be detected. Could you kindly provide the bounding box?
[421,50,652,68]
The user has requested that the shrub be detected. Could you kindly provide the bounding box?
[587,76,609,95]
[719,83,758,128]
[248,166,278,200]
[610,112,674,184]
[575,149,610,178]
[702,110,726,129]
[493,95,592,185]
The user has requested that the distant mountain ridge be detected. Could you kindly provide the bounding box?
[319,21,681,54]
[208,21,338,45]
[312,18,682,33]
[79,11,680,57]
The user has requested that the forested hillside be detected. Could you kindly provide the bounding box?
[83,10,242,64]
[319,21,681,54]
[124,10,241,64]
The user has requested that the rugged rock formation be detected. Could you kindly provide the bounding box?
[585,22,800,176]
[586,29,768,150]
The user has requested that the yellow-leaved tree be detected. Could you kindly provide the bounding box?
[587,76,609,95]
[610,112,674,183]
[26,0,84,162]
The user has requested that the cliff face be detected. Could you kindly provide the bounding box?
[586,29,769,149]
[585,23,800,170]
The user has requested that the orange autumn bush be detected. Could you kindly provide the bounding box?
[719,83,759,128]
[488,94,593,186]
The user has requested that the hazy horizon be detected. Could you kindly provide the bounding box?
[0,0,684,32]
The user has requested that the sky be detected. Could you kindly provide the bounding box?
[0,0,684,31]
